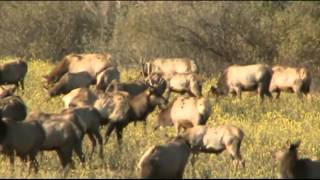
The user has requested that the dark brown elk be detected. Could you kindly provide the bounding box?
[138,135,192,179]
[269,66,312,99]
[42,53,113,86]
[210,64,273,101]
[26,112,86,176]
[0,111,45,174]
[155,95,212,135]
[0,95,27,121]
[96,66,120,91]
[60,107,104,158]
[0,59,28,90]
[104,78,168,146]
[46,71,94,97]
[179,125,245,170]
[106,72,165,97]
[274,140,320,179]
[142,58,198,79]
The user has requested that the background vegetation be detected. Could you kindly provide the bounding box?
[0,1,319,178]
[1,2,320,76]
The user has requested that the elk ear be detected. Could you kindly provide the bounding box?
[290,140,301,150]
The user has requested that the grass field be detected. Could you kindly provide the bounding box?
[0,58,319,178]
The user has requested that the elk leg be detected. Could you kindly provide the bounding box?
[175,123,181,136]
[143,120,147,134]
[74,139,86,167]
[234,87,242,100]
[105,123,116,145]
[29,153,39,175]
[87,133,97,159]
[8,150,15,173]
[276,90,281,99]
[115,125,124,148]
[226,139,244,171]
[20,79,25,90]
[93,130,104,159]
[191,153,199,178]
[57,148,72,178]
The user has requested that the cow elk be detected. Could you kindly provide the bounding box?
[179,125,245,170]
[210,64,273,101]
[0,58,28,90]
[274,140,320,179]
[141,57,198,79]
[269,66,312,99]
[0,111,45,174]
[155,95,212,136]
[43,53,113,86]
[138,135,191,179]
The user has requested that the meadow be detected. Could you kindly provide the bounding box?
[0,58,319,178]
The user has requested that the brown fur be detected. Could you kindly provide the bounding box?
[61,107,104,158]
[26,111,86,174]
[0,95,27,121]
[275,140,320,179]
[47,71,94,97]
[104,80,168,146]
[96,66,120,91]
[43,53,113,85]
[0,111,45,174]
[138,136,191,179]
[0,59,28,90]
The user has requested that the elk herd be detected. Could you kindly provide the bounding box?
[0,53,317,179]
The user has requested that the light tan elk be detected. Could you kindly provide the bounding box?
[210,64,273,101]
[155,95,212,135]
[43,53,113,86]
[141,57,198,79]
[269,66,312,99]
[180,125,245,170]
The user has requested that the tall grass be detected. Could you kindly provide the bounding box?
[0,58,319,178]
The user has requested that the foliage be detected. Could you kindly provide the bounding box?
[1,2,320,76]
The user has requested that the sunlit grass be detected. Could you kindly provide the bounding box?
[0,57,319,178]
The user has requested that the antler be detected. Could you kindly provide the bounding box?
[140,55,149,79]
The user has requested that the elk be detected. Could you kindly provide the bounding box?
[138,135,192,179]
[274,140,320,179]
[42,53,113,86]
[0,58,28,90]
[155,95,212,136]
[269,66,312,99]
[210,64,273,101]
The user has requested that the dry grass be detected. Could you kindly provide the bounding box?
[0,58,319,178]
